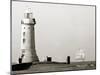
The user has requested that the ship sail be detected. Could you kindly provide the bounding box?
[75,49,85,61]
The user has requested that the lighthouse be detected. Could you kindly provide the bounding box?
[19,9,39,64]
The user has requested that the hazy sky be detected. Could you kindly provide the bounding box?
[12,1,95,63]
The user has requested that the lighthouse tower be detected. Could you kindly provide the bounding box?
[19,9,39,64]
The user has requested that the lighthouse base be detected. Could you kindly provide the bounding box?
[20,49,39,63]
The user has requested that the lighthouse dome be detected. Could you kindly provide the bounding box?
[21,8,36,25]
[24,8,33,19]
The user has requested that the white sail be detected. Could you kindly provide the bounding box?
[75,49,85,61]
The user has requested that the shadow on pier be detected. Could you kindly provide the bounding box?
[12,63,32,71]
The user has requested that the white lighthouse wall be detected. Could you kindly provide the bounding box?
[20,24,35,63]
[21,25,35,49]
[12,1,95,64]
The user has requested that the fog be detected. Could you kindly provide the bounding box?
[12,1,95,63]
